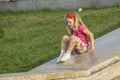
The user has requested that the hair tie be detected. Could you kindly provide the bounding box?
[67,13,75,19]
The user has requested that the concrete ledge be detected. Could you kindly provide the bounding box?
[0,0,10,2]
[0,61,120,80]
[0,28,120,80]
[0,0,120,12]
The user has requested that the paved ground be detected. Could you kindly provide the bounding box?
[29,28,120,74]
[28,28,120,79]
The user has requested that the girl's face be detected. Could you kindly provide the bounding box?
[66,18,74,29]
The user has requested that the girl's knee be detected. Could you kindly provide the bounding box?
[63,35,69,40]
[69,35,78,42]
[70,35,77,40]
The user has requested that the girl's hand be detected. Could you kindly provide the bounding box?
[88,46,94,52]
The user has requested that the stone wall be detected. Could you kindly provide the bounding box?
[0,0,120,12]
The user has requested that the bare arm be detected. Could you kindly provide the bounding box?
[83,29,94,51]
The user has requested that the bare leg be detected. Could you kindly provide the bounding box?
[56,35,70,63]
[61,35,70,52]
[60,35,78,62]
[67,35,78,53]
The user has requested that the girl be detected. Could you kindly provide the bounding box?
[57,11,94,63]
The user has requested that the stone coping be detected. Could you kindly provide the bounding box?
[0,59,120,80]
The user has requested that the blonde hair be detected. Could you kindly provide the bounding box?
[65,11,88,34]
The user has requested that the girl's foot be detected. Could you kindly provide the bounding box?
[60,53,71,62]
[56,54,64,64]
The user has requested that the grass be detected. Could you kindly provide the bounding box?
[0,27,4,39]
[0,6,120,74]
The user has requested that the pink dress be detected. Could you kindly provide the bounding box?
[71,25,89,53]
[71,25,89,45]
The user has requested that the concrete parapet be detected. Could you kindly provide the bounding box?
[0,0,120,12]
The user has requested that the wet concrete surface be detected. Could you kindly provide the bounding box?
[28,28,120,75]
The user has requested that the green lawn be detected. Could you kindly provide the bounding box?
[0,7,120,74]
